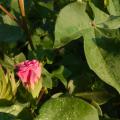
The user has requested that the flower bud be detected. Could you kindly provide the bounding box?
[16,60,42,89]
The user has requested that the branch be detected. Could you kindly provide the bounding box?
[36,87,45,105]
[18,0,34,50]
[0,4,21,26]
[0,4,16,20]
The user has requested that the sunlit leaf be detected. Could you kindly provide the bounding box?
[106,0,120,16]
[35,97,99,120]
[54,2,91,48]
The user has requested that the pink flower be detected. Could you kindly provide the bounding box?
[16,60,42,89]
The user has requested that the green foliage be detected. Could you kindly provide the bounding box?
[35,97,99,120]
[0,24,24,43]
[106,0,120,16]
[0,0,120,120]
[0,66,17,101]
[84,28,120,93]
[75,91,113,105]
[0,102,29,116]
[54,2,91,48]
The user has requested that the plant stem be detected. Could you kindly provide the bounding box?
[36,87,45,105]
[0,4,21,26]
[18,0,34,50]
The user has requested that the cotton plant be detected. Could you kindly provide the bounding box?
[0,0,120,120]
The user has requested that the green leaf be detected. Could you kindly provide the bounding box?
[89,2,109,24]
[42,68,52,89]
[31,31,53,49]
[2,15,17,26]
[100,117,120,120]
[54,2,91,48]
[10,0,20,14]
[106,0,120,16]
[0,66,8,100]
[75,91,113,105]
[52,66,71,87]
[0,102,29,116]
[10,0,32,14]
[84,28,120,93]
[97,16,120,29]
[0,24,24,43]
[0,113,16,120]
[17,107,33,120]
[14,53,26,64]
[0,15,3,23]
[0,55,14,69]
[0,65,18,101]
[51,92,63,98]
[35,97,99,120]
[90,101,102,116]
[95,27,120,39]
[0,67,16,100]
[37,1,54,11]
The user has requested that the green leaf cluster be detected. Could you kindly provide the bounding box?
[0,0,120,120]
